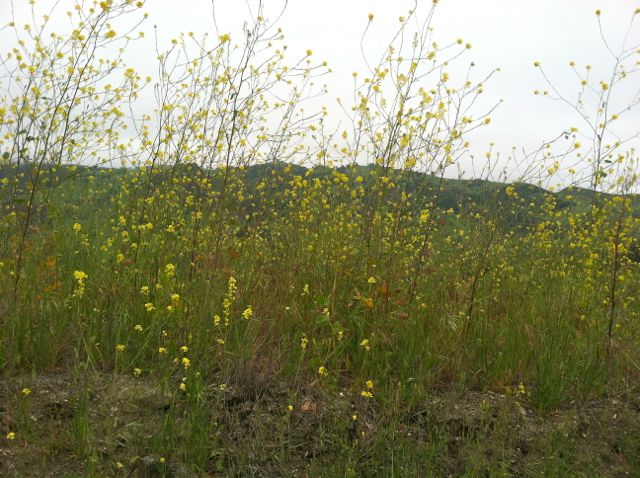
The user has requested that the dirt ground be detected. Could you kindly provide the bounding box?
[1,372,639,477]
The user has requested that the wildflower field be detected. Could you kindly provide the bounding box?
[1,1,640,476]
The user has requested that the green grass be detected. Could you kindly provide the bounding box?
[1,163,639,476]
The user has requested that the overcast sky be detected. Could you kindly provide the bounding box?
[2,0,639,185]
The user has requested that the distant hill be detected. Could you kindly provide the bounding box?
[2,161,639,223]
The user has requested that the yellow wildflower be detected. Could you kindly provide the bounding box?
[73,270,88,282]
[242,306,253,319]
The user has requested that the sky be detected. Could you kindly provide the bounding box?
[2,0,639,187]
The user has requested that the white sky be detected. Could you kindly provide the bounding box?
[2,0,640,186]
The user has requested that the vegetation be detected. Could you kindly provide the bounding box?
[1,1,639,476]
